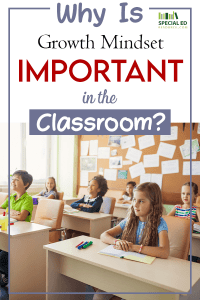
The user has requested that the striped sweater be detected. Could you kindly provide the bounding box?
[175,205,197,221]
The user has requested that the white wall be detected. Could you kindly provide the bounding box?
[56,135,78,198]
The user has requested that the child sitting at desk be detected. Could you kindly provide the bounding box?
[0,170,33,287]
[168,182,200,221]
[66,175,108,239]
[93,182,169,300]
[71,175,108,213]
[36,176,57,199]
[168,182,200,263]
[117,181,136,205]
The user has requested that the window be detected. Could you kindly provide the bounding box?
[0,123,50,185]
[0,123,8,185]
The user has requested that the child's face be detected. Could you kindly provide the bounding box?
[88,180,100,198]
[181,185,196,205]
[46,178,55,191]
[11,175,27,193]
[133,191,151,222]
[126,184,134,196]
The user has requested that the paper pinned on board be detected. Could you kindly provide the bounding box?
[81,141,89,156]
[180,139,199,159]
[161,159,179,174]
[185,139,200,153]
[89,140,98,156]
[143,154,159,168]
[151,174,163,190]
[140,174,151,184]
[198,123,200,134]
[140,174,163,190]
[157,142,176,159]
[123,160,132,166]
[80,171,89,186]
[111,149,117,156]
[98,147,110,159]
[121,135,135,149]
[160,126,178,141]
[126,147,142,163]
[99,168,104,176]
[138,135,155,150]
[183,161,200,175]
[80,156,97,172]
[104,169,117,181]
[129,162,145,179]
[109,156,123,169]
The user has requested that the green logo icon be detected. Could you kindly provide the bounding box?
[158,11,178,20]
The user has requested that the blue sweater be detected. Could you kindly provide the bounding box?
[71,195,103,213]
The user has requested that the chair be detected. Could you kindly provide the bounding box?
[0,193,8,207]
[100,197,116,215]
[57,191,64,200]
[34,199,64,243]
[162,215,190,260]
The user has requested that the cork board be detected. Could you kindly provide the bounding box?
[77,123,200,205]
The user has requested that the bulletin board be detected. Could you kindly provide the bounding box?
[77,123,200,205]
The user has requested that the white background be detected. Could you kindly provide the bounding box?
[0,0,198,123]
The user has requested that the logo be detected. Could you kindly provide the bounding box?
[158,11,178,20]
[158,11,187,29]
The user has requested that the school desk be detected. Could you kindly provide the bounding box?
[0,221,51,300]
[44,235,200,300]
[61,211,112,238]
[113,203,130,218]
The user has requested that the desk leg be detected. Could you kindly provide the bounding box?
[46,250,85,300]
[90,218,111,239]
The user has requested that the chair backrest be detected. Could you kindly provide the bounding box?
[100,197,116,215]
[0,193,8,206]
[162,216,190,260]
[34,199,64,243]
[57,191,64,200]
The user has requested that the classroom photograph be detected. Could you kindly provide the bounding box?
[0,123,200,300]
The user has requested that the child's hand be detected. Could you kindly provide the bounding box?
[114,240,132,252]
[83,204,92,208]
[79,203,92,208]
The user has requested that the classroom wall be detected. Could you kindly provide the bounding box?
[77,123,200,205]
[57,135,78,197]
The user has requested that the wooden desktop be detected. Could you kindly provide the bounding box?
[0,222,50,300]
[44,235,200,300]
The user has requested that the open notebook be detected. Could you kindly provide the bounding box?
[99,245,155,265]
[193,223,200,233]
[63,205,80,214]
